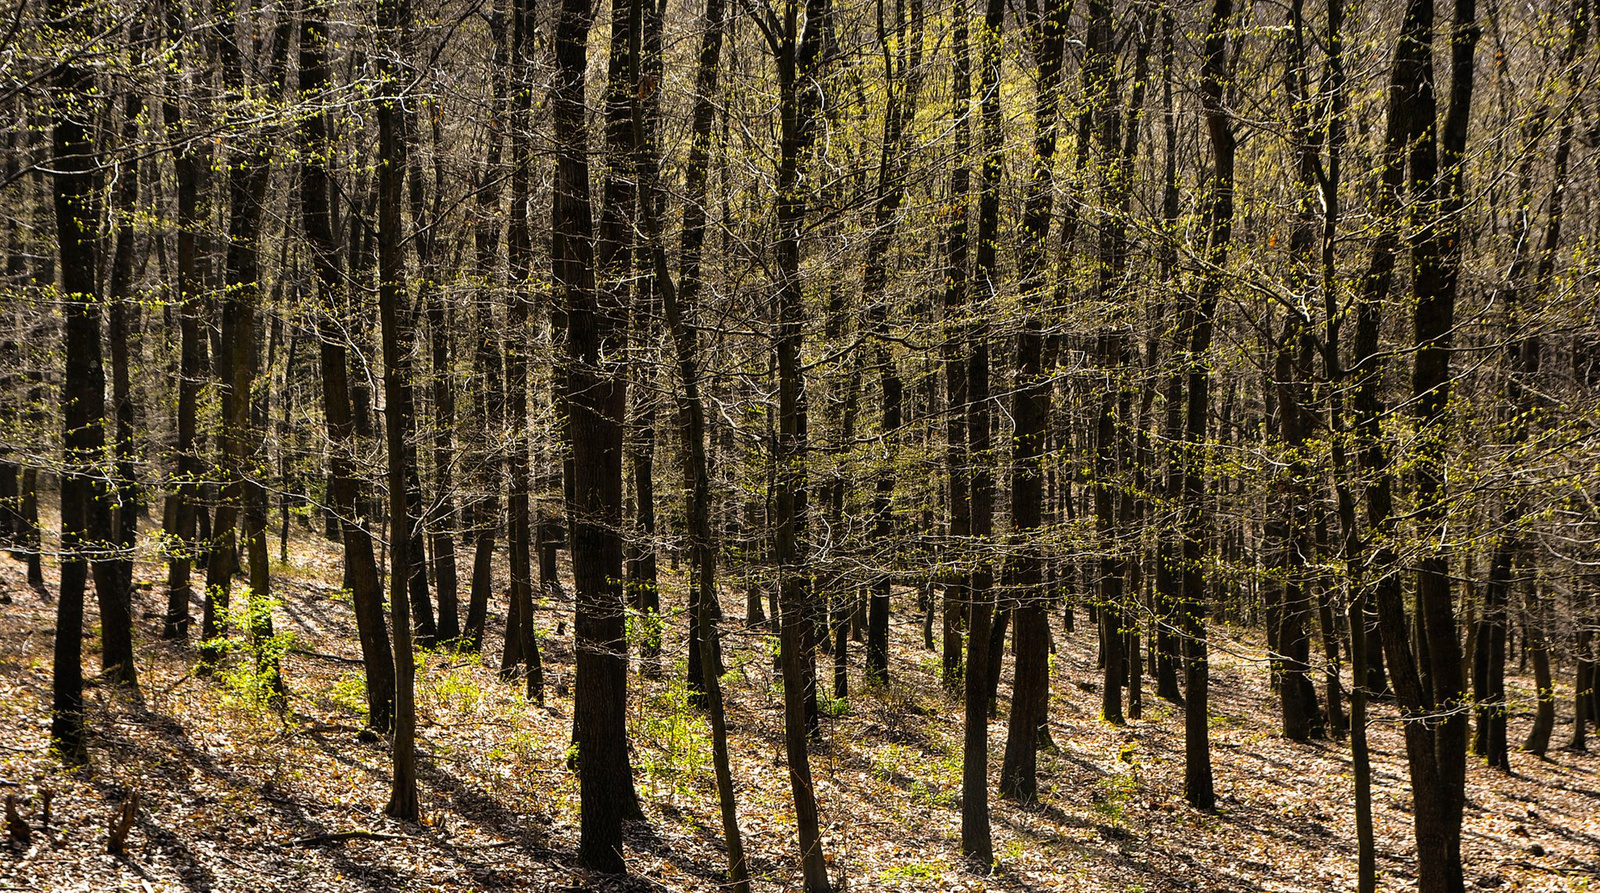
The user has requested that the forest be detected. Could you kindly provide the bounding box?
[1,0,1599,888]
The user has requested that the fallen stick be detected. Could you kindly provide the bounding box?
[287,830,408,846]
[289,648,367,666]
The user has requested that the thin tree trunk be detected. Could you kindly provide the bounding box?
[761,0,834,885]
[1521,581,1555,754]
[633,0,746,881]
[1181,0,1236,810]
[97,33,143,690]
[941,0,972,694]
[378,0,420,823]
[502,0,542,700]
[962,0,1001,867]
[860,0,926,688]
[300,0,396,731]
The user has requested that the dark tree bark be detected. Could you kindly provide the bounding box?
[94,23,143,692]
[998,0,1066,803]
[501,0,543,701]
[675,0,732,703]
[753,0,834,884]
[378,0,421,823]
[1514,0,1588,758]
[102,27,144,691]
[416,158,460,646]
[556,0,643,870]
[1180,0,1236,811]
[462,11,509,652]
[633,0,747,883]
[202,0,291,697]
[1149,4,1184,708]
[48,0,105,765]
[860,0,926,688]
[1473,546,1512,769]
[941,0,972,693]
[300,0,396,732]
[1362,0,1477,887]
[1086,0,1127,728]
[961,0,1002,868]
[606,0,656,680]
[1278,0,1328,742]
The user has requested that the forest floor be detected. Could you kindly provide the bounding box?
[1,515,1598,892]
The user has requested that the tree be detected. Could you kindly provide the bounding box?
[1180,0,1237,810]
[301,0,396,732]
[555,0,644,869]
[961,0,1002,867]
[47,0,107,766]
[999,0,1066,803]
[378,0,421,823]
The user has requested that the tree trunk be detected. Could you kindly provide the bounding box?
[300,0,396,731]
[860,0,926,688]
[1521,582,1555,755]
[48,0,105,765]
[941,0,972,694]
[1181,0,1236,810]
[962,0,1001,867]
[378,0,421,824]
[502,0,543,701]
[634,0,746,881]
[1367,0,1476,887]
[462,6,510,652]
[557,0,643,869]
[96,37,143,691]
[998,0,1065,803]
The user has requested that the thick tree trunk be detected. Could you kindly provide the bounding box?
[998,0,1065,803]
[556,0,643,869]
[48,0,105,764]
[1365,0,1476,888]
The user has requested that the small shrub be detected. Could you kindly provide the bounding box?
[634,677,711,801]
[329,671,369,720]
[202,588,295,711]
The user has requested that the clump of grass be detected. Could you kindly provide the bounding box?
[879,860,940,882]
[871,743,958,809]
